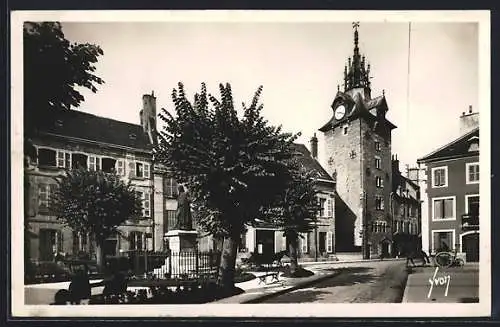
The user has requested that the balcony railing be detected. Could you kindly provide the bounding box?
[462,214,479,230]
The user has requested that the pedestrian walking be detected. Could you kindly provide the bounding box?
[419,249,431,265]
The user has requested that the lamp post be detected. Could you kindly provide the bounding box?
[314,219,318,262]
[362,191,370,260]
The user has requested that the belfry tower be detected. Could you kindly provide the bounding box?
[319,23,397,258]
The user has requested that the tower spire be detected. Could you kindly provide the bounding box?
[343,22,371,94]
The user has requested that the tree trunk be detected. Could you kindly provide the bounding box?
[287,231,299,275]
[95,242,104,272]
[216,234,239,291]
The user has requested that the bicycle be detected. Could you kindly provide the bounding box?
[433,250,465,268]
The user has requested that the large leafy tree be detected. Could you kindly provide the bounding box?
[23,22,104,143]
[156,82,298,290]
[264,161,320,275]
[50,169,142,270]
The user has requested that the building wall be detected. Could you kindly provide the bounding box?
[424,155,479,253]
[324,118,392,255]
[26,135,156,262]
[242,181,336,261]
[362,122,392,255]
[324,119,362,250]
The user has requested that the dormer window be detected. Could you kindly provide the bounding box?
[55,119,63,127]
[468,136,479,152]
[129,133,137,140]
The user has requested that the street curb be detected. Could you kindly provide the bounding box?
[401,274,411,303]
[241,271,342,304]
[299,258,405,266]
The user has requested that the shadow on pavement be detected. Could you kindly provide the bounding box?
[310,267,376,289]
[264,289,330,303]
[265,267,377,303]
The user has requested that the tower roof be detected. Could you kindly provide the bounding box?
[343,22,371,92]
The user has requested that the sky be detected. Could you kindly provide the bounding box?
[61,20,479,171]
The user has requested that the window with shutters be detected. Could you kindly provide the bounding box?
[375,156,381,169]
[300,232,308,254]
[376,176,384,188]
[135,162,150,179]
[116,160,125,176]
[431,166,448,188]
[57,150,71,168]
[432,196,455,221]
[317,197,326,217]
[136,190,151,218]
[466,162,479,184]
[326,198,333,217]
[88,156,101,171]
[327,231,333,253]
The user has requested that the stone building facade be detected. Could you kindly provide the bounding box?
[240,140,336,261]
[319,24,396,258]
[25,92,168,262]
[391,155,422,257]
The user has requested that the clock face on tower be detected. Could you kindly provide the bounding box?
[334,104,346,120]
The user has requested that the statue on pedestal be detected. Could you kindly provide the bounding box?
[174,185,193,231]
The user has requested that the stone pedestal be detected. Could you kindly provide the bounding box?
[164,230,198,252]
[164,230,198,278]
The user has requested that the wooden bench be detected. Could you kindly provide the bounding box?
[257,271,280,285]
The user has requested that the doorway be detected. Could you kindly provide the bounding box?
[39,229,57,261]
[255,229,275,255]
[462,232,479,262]
[318,232,326,254]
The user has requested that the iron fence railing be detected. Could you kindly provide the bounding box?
[462,214,479,230]
[123,250,220,280]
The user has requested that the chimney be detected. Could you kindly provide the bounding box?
[310,133,318,159]
[391,154,400,174]
[459,105,479,135]
[141,91,157,145]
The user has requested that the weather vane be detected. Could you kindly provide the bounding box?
[352,22,360,29]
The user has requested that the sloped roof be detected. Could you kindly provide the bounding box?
[291,143,334,182]
[319,92,396,132]
[365,95,386,109]
[37,109,153,151]
[417,128,479,163]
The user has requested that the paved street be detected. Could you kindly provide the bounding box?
[403,263,479,303]
[262,260,408,303]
